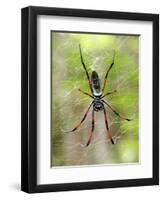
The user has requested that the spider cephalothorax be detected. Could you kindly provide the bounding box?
[64,44,131,147]
[93,97,104,112]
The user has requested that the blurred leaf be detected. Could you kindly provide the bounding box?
[51,32,139,166]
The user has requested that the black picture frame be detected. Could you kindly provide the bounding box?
[21,6,159,193]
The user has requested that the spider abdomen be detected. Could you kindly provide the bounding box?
[91,71,102,96]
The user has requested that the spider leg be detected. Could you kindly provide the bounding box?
[64,102,93,133]
[82,108,95,147]
[102,50,115,92]
[101,89,117,98]
[102,100,132,121]
[103,106,114,144]
[78,89,94,99]
[79,44,93,94]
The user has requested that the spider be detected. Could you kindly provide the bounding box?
[64,44,131,147]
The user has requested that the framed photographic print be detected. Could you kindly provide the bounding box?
[21,6,159,193]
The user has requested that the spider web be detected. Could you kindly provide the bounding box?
[51,33,139,167]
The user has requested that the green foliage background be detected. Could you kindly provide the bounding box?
[51,32,139,167]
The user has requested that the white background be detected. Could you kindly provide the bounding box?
[0,0,161,199]
[38,16,153,184]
